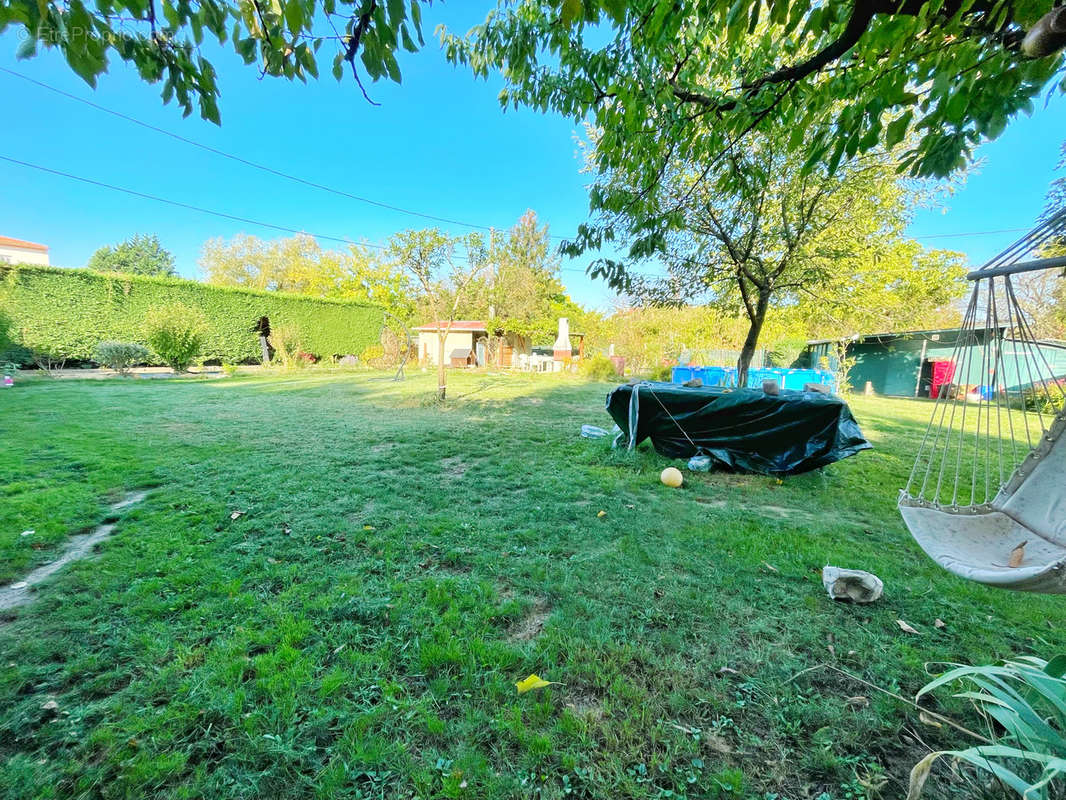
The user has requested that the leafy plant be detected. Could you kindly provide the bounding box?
[579,354,620,381]
[144,303,206,372]
[269,323,305,369]
[647,364,674,382]
[909,655,1066,799]
[360,343,386,368]
[93,341,149,374]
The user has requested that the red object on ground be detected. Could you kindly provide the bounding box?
[931,360,956,399]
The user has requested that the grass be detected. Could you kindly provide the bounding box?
[1,370,1063,799]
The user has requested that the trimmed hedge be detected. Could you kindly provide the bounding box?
[0,264,385,363]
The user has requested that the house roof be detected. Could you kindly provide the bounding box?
[414,320,487,332]
[0,235,48,252]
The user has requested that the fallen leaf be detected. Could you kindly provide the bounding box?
[918,710,943,728]
[20,530,34,537]
[596,510,607,518]
[934,618,946,629]
[844,695,869,708]
[516,674,560,694]
[761,561,779,573]
[717,666,739,675]
[41,700,58,712]
[230,510,245,520]
[363,525,376,531]
[896,619,921,634]
[1009,540,1028,568]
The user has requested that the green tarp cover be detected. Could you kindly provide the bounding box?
[606,382,872,475]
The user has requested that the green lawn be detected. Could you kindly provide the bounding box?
[0,371,1061,799]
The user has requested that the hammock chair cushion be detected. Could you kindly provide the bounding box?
[901,414,1066,592]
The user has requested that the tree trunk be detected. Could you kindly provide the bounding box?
[437,335,447,401]
[737,291,770,388]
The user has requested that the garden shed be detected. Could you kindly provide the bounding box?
[806,328,1066,397]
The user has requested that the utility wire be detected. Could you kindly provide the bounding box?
[0,153,598,274]
[0,68,1039,247]
[0,155,367,247]
[0,66,534,237]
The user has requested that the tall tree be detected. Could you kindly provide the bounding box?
[386,229,488,401]
[624,136,964,384]
[444,0,1066,276]
[200,233,415,320]
[482,211,574,347]
[88,234,176,277]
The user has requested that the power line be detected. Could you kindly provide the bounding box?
[0,155,371,247]
[0,153,605,276]
[2,69,1041,249]
[914,227,1030,240]
[0,66,555,238]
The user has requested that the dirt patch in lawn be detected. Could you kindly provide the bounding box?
[508,599,551,642]
[0,490,148,613]
[440,456,470,478]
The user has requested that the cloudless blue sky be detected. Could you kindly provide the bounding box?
[1,4,1063,311]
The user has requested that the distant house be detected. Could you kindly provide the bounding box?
[0,236,49,266]
[414,321,537,368]
[806,327,1066,397]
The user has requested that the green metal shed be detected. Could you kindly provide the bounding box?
[806,328,1066,397]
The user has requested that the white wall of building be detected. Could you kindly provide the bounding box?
[418,330,478,365]
[0,243,49,266]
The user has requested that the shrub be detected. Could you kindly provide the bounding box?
[360,343,386,368]
[144,303,206,372]
[579,354,619,381]
[647,364,673,382]
[94,341,150,374]
[270,323,305,369]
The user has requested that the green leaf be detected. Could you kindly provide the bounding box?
[885,111,912,149]
[560,0,582,25]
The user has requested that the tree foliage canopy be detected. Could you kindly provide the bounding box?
[2,0,432,120]
[443,0,1065,272]
[200,233,415,320]
[88,233,176,277]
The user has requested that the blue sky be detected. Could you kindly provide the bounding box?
[0,4,1063,311]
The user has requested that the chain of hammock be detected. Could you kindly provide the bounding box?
[905,274,1066,509]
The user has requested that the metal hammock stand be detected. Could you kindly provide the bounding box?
[899,209,1066,593]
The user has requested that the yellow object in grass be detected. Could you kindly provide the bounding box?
[516,674,559,694]
[660,467,683,488]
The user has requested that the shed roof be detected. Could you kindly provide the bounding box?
[807,326,1003,346]
[449,348,472,359]
[414,320,486,332]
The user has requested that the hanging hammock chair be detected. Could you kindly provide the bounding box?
[899,210,1066,593]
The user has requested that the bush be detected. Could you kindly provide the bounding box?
[580,354,619,381]
[0,263,384,363]
[145,303,206,372]
[647,364,673,382]
[270,323,305,369]
[94,341,150,374]
[360,343,386,368]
